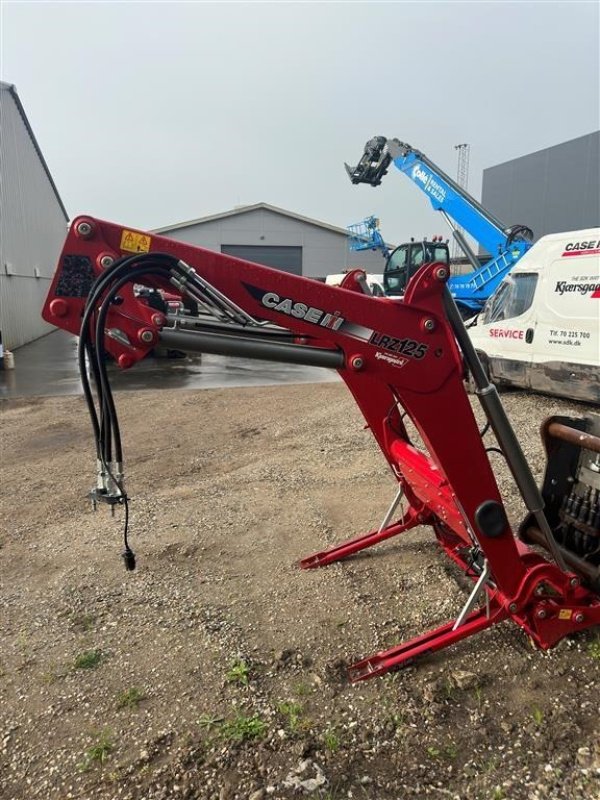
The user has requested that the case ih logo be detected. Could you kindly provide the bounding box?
[562,240,600,257]
[260,292,344,330]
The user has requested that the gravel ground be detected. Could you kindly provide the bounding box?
[1,382,599,800]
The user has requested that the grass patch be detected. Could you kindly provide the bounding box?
[198,713,224,734]
[78,730,113,771]
[277,701,303,733]
[531,706,544,726]
[73,649,104,670]
[220,713,267,743]
[72,613,96,632]
[323,727,340,753]
[293,680,313,697]
[226,659,250,686]
[588,636,600,660]
[117,687,145,709]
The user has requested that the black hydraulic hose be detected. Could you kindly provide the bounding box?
[94,265,174,463]
[79,253,182,459]
[78,255,141,455]
[75,251,196,570]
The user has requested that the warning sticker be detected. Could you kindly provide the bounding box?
[120,229,151,253]
[558,609,572,620]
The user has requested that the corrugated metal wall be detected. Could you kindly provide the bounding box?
[482,132,600,241]
[157,207,387,279]
[0,85,68,349]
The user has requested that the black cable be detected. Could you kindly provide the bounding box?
[485,446,506,461]
[479,420,491,438]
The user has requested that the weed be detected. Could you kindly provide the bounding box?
[73,649,104,670]
[278,701,303,733]
[427,745,441,759]
[588,636,600,660]
[293,680,312,697]
[72,613,96,632]
[482,756,498,773]
[16,631,29,654]
[198,713,224,733]
[443,678,456,700]
[389,711,405,732]
[443,743,458,760]
[531,706,544,726]
[78,730,113,771]
[226,659,250,686]
[220,713,267,743]
[117,687,145,709]
[323,728,340,753]
[492,788,506,800]
[473,685,484,707]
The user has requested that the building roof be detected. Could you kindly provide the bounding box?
[153,202,353,237]
[1,82,68,221]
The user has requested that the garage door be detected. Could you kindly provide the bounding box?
[221,245,302,275]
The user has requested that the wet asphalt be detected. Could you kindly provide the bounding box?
[0,330,338,399]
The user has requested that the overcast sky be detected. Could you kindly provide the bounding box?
[2,1,599,244]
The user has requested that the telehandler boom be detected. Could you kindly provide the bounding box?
[42,216,600,681]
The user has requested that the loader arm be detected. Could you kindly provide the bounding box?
[42,216,600,680]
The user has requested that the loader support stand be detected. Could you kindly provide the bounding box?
[348,601,508,682]
[300,507,421,569]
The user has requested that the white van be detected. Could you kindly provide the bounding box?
[467,228,600,405]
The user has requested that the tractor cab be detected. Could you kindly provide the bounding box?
[384,236,450,296]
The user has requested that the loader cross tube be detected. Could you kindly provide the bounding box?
[41,216,600,681]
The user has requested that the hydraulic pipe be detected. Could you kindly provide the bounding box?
[442,286,568,571]
[522,526,600,591]
[547,422,600,455]
[159,327,345,369]
[440,211,481,272]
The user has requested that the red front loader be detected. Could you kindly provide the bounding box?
[42,216,600,681]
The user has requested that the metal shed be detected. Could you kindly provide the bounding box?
[481,131,600,241]
[153,203,387,279]
[0,82,68,350]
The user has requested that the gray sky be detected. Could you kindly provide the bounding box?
[2,1,599,244]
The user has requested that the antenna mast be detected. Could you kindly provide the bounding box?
[452,143,471,260]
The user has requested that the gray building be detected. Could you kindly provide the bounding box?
[0,82,69,350]
[482,131,600,241]
[153,203,387,279]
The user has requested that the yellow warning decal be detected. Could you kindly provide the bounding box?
[558,609,572,620]
[120,229,151,254]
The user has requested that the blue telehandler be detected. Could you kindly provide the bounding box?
[345,136,534,317]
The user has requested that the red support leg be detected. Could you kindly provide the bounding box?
[348,601,507,682]
[299,508,422,569]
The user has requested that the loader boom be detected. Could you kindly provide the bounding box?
[42,216,600,680]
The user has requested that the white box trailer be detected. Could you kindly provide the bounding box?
[467,228,600,405]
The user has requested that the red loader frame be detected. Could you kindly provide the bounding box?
[42,217,600,681]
